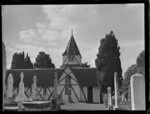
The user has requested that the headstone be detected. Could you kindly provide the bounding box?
[31,75,37,100]
[130,73,145,110]
[6,73,13,98]
[15,72,27,102]
[107,87,112,109]
[114,72,119,109]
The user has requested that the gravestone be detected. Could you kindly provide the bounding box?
[114,72,119,109]
[107,87,112,109]
[130,73,145,110]
[31,75,37,100]
[15,72,27,102]
[6,73,13,98]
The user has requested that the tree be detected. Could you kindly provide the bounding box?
[24,53,34,69]
[95,31,123,103]
[34,52,55,68]
[11,51,34,69]
[11,51,25,69]
[121,64,138,97]
[136,50,145,68]
[121,50,145,98]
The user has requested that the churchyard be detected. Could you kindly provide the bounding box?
[3,71,145,111]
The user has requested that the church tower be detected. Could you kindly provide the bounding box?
[61,30,82,67]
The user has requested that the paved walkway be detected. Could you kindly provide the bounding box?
[61,103,106,110]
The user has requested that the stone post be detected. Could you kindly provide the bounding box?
[114,72,118,109]
[31,75,37,100]
[107,87,112,109]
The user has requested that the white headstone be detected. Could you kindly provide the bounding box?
[114,72,119,108]
[6,73,13,98]
[130,73,145,110]
[31,75,37,100]
[15,72,27,102]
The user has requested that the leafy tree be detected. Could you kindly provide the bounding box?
[121,64,138,97]
[24,53,34,69]
[34,52,55,68]
[121,50,145,98]
[95,31,123,103]
[11,51,25,69]
[136,50,145,68]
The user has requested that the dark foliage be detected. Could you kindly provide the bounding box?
[11,51,34,69]
[34,52,55,68]
[121,50,145,98]
[95,31,123,95]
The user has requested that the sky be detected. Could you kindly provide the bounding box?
[2,4,144,77]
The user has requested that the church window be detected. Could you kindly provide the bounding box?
[65,76,71,94]
[68,55,74,62]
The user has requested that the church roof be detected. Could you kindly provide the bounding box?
[6,68,63,88]
[62,31,82,57]
[6,67,98,88]
[71,67,98,87]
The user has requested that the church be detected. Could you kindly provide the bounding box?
[5,31,100,104]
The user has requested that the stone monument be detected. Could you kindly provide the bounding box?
[31,75,37,100]
[114,72,119,109]
[130,73,145,110]
[15,72,27,102]
[6,73,13,98]
[107,87,112,109]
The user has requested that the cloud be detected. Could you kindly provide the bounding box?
[119,40,144,49]
[19,29,36,43]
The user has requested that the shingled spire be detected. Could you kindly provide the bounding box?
[62,29,82,58]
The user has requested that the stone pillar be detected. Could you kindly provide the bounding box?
[31,75,37,100]
[114,72,118,109]
[15,72,27,102]
[130,73,145,110]
[107,87,112,109]
[6,73,13,98]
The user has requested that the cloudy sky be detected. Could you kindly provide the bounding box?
[2,4,144,76]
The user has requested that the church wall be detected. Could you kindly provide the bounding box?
[80,87,87,102]
[46,87,54,100]
[13,87,18,97]
[71,85,80,102]
[25,87,31,98]
[74,55,81,64]
[63,55,81,65]
[93,87,100,103]
[63,56,67,64]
